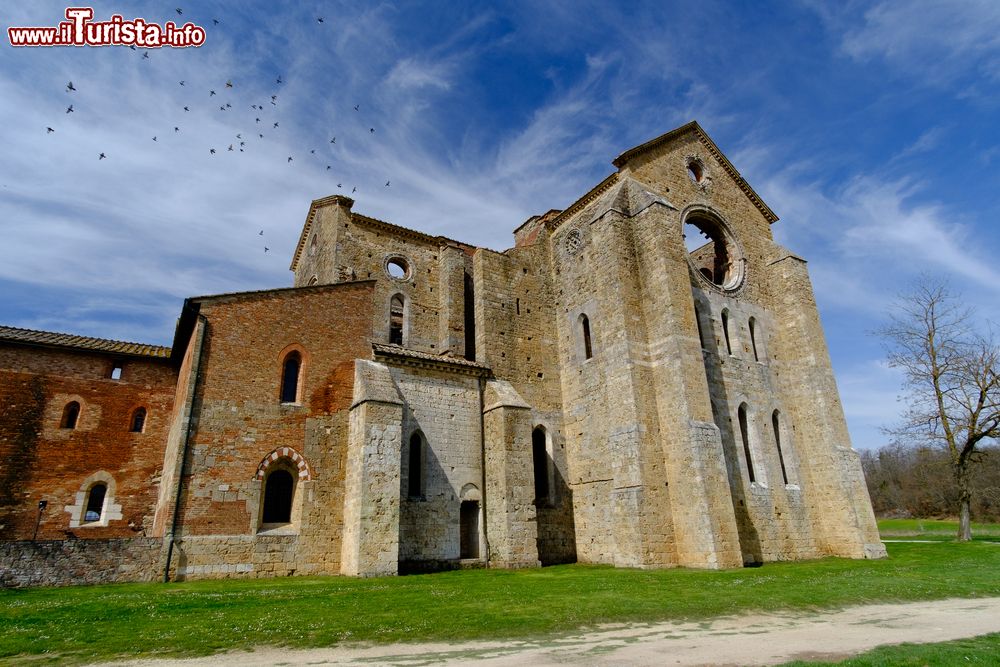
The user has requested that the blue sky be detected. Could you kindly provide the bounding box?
[2,1,999,451]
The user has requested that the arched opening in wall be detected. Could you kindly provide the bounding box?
[460,500,480,559]
[61,401,80,429]
[130,407,146,433]
[683,212,743,290]
[721,309,732,356]
[738,403,756,483]
[84,483,107,523]
[308,275,318,286]
[389,294,405,346]
[749,317,760,362]
[262,468,295,524]
[579,314,593,360]
[386,258,409,279]
[463,272,476,361]
[407,432,424,498]
[773,410,789,485]
[532,427,551,505]
[280,351,302,403]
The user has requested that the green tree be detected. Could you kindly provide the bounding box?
[880,279,999,540]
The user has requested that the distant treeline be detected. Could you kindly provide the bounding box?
[861,444,1000,522]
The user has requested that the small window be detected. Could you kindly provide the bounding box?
[386,257,410,280]
[407,432,424,498]
[262,469,294,523]
[749,317,760,362]
[687,160,704,183]
[389,294,405,345]
[532,427,550,505]
[308,275,319,286]
[61,401,80,429]
[110,362,123,380]
[721,309,732,356]
[130,407,147,433]
[84,483,107,523]
[580,314,593,360]
[280,351,301,403]
[773,410,789,485]
[738,403,756,483]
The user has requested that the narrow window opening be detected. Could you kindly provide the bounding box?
[532,427,550,505]
[84,483,107,522]
[516,298,520,315]
[280,352,301,403]
[460,500,480,559]
[130,407,146,433]
[773,411,789,485]
[407,432,423,498]
[262,469,294,523]
[389,294,405,345]
[738,404,755,483]
[463,273,476,361]
[722,309,732,356]
[61,401,80,429]
[749,317,760,362]
[694,307,706,350]
[110,362,123,380]
[580,314,593,360]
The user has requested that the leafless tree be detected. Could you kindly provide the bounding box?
[879,279,1000,540]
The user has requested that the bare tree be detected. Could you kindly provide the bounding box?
[880,279,1000,540]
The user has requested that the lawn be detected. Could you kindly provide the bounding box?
[2,540,1000,665]
[781,633,1000,666]
[877,518,1000,539]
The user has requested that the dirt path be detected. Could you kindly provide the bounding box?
[103,597,1000,667]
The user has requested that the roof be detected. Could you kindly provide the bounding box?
[612,121,778,224]
[372,342,492,377]
[0,325,171,359]
[187,280,374,305]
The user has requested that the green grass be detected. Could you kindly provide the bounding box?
[878,518,1000,540]
[782,633,1000,666]
[2,541,1000,665]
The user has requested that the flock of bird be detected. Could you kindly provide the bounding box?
[43,8,392,254]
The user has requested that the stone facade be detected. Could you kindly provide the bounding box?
[0,122,885,586]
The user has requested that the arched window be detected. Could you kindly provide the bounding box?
[61,401,80,429]
[407,432,424,498]
[580,314,593,360]
[773,410,789,485]
[84,483,107,523]
[280,351,301,403]
[308,275,318,286]
[738,403,756,483]
[262,469,294,524]
[749,317,760,362]
[721,309,732,356]
[460,500,480,559]
[130,407,147,433]
[532,427,551,505]
[389,294,405,346]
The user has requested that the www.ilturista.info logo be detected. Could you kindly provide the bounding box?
[8,7,206,48]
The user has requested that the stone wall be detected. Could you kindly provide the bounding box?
[0,538,161,587]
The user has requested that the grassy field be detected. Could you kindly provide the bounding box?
[781,632,1000,666]
[877,518,1000,539]
[2,540,1000,665]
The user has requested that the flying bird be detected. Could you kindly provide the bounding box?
[175,8,183,15]
[352,186,357,193]
[152,136,157,141]
[179,81,185,86]
[369,128,375,133]
[258,133,263,138]
[225,80,233,88]
[264,247,270,253]
[143,52,149,59]
[66,81,76,92]
[174,127,180,132]
[287,156,293,162]
[228,144,234,151]
[354,104,359,111]
[337,183,342,188]
[271,95,277,102]
[330,137,336,143]
[240,141,245,147]
[317,17,324,23]
[98,153,106,160]
[273,122,279,128]
[46,127,54,133]
[255,118,260,123]
[258,230,263,235]
[276,76,282,84]
[210,148,216,154]
[236,133,242,139]
[385,181,390,187]
[225,102,232,108]
[251,104,258,110]
[326,165,331,170]
[209,90,216,96]
[184,106,190,112]
[213,19,219,25]
[310,149,315,154]
[66,105,73,113]
[219,105,226,111]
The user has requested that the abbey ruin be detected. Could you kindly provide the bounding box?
[0,122,885,586]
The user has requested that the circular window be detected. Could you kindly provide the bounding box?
[682,209,744,291]
[686,158,707,184]
[385,256,411,280]
[565,229,583,255]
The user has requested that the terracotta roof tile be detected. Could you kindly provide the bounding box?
[0,325,171,359]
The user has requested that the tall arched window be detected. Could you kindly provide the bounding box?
[749,317,760,362]
[262,469,294,524]
[694,307,707,349]
[389,294,405,346]
[532,426,551,505]
[280,351,301,403]
[721,309,732,356]
[738,403,756,483]
[61,401,80,429]
[407,432,424,498]
[580,314,593,360]
[84,483,107,523]
[773,410,789,485]
[130,407,147,433]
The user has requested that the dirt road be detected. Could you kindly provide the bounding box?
[105,596,1000,667]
